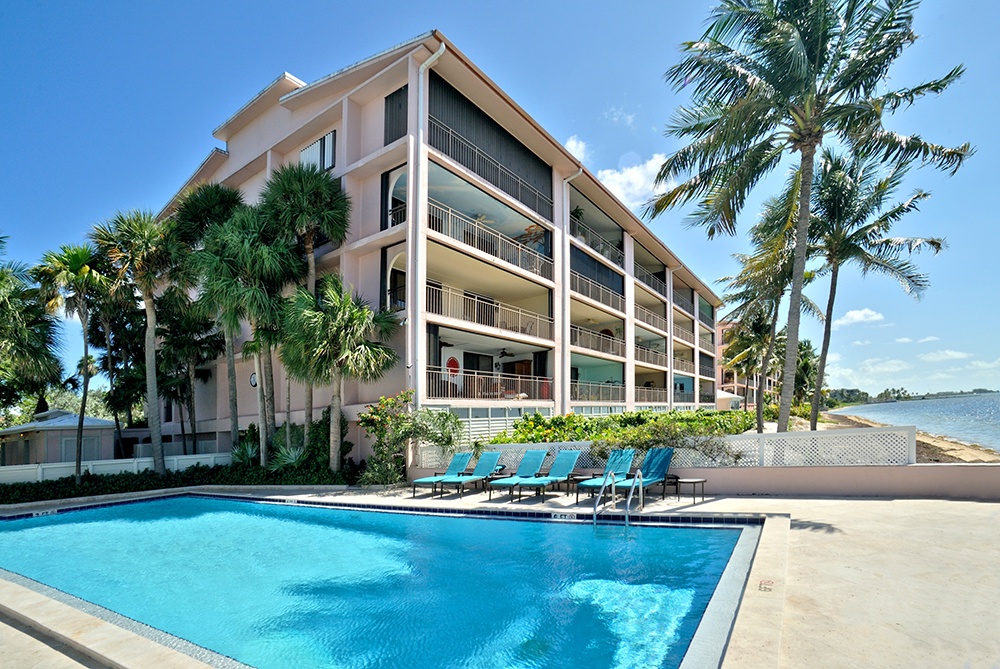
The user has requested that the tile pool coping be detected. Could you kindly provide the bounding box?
[0,487,777,669]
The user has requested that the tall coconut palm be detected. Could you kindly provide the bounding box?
[261,163,351,447]
[282,276,398,472]
[91,211,174,475]
[32,244,104,484]
[806,149,941,428]
[178,183,244,453]
[648,0,971,431]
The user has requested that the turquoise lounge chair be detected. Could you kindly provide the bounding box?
[487,450,547,500]
[575,449,635,503]
[411,452,473,497]
[512,449,581,501]
[437,451,502,498]
[616,447,676,508]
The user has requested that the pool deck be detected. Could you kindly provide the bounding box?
[2,486,999,668]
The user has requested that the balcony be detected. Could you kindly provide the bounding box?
[635,386,670,403]
[388,202,406,228]
[672,324,696,345]
[570,381,625,403]
[570,325,625,357]
[699,310,715,328]
[570,216,624,267]
[428,116,554,220]
[426,367,552,401]
[675,391,695,403]
[387,284,406,311]
[673,357,696,374]
[570,271,624,312]
[699,365,717,380]
[428,200,553,280]
[634,345,668,368]
[634,264,668,297]
[672,290,695,315]
[634,304,668,332]
[426,285,553,340]
[700,392,716,404]
[699,333,715,350]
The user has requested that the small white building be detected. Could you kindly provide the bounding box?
[0,410,115,466]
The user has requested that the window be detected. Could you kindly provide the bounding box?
[384,86,408,145]
[300,131,336,171]
[60,436,101,463]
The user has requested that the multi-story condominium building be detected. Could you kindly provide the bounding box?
[160,30,721,453]
[716,319,779,408]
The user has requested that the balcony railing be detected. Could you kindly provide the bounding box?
[699,310,715,328]
[699,333,715,350]
[634,344,668,368]
[672,324,696,345]
[672,290,695,315]
[673,357,696,374]
[635,386,670,403]
[570,216,624,267]
[570,381,625,403]
[388,202,407,228]
[570,271,624,312]
[700,392,716,404]
[387,285,406,311]
[428,116,554,220]
[675,391,695,403]
[634,263,668,297]
[426,367,552,401]
[700,365,717,380]
[634,304,668,333]
[570,325,624,357]
[428,200,553,280]
[426,285,554,340]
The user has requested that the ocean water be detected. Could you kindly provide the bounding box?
[831,393,1000,452]
[0,496,742,669]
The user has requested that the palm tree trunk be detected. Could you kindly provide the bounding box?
[262,345,277,446]
[225,329,239,453]
[777,144,816,432]
[143,292,165,475]
[810,262,839,430]
[254,352,267,467]
[329,370,342,472]
[75,309,89,485]
[758,305,780,434]
[187,362,197,454]
[178,401,187,455]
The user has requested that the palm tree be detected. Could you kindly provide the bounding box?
[32,244,104,484]
[647,0,971,431]
[91,211,175,475]
[178,183,244,454]
[282,276,398,472]
[261,163,351,447]
[806,149,942,428]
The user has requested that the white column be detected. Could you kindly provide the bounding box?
[623,235,636,410]
[667,268,676,409]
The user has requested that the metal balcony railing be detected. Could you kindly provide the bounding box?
[426,367,553,401]
[570,325,625,357]
[386,285,406,311]
[634,304,668,332]
[388,202,407,228]
[700,365,717,380]
[699,310,715,328]
[673,357,696,374]
[634,345,668,368]
[428,200,553,280]
[635,386,670,403]
[634,263,668,297]
[570,216,624,267]
[426,285,553,340]
[428,116,554,220]
[570,271,624,312]
[672,324,696,345]
[570,381,625,403]
[674,391,695,403]
[700,392,716,404]
[672,290,695,315]
[699,333,715,350]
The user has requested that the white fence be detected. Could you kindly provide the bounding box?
[415,426,917,471]
[0,453,232,485]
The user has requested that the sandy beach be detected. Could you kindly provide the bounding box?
[822,412,1000,463]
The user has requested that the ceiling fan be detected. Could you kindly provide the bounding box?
[498,348,515,358]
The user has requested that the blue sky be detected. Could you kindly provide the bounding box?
[1,0,995,395]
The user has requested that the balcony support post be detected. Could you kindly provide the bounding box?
[623,235,636,410]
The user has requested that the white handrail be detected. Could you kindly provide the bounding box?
[625,469,645,525]
[592,471,618,525]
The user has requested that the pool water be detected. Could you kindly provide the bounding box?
[0,496,742,669]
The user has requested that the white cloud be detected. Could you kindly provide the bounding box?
[918,336,940,343]
[968,357,1000,370]
[895,337,912,344]
[853,340,871,346]
[927,372,954,381]
[832,308,884,330]
[596,153,668,211]
[565,135,590,163]
[604,105,635,127]
[860,358,912,374]
[917,350,971,363]
[826,352,842,364]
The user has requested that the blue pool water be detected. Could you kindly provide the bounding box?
[0,496,742,669]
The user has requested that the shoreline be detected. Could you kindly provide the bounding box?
[823,412,1000,463]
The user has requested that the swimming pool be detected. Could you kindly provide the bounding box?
[0,495,756,669]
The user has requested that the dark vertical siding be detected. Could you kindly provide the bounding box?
[384,85,408,146]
